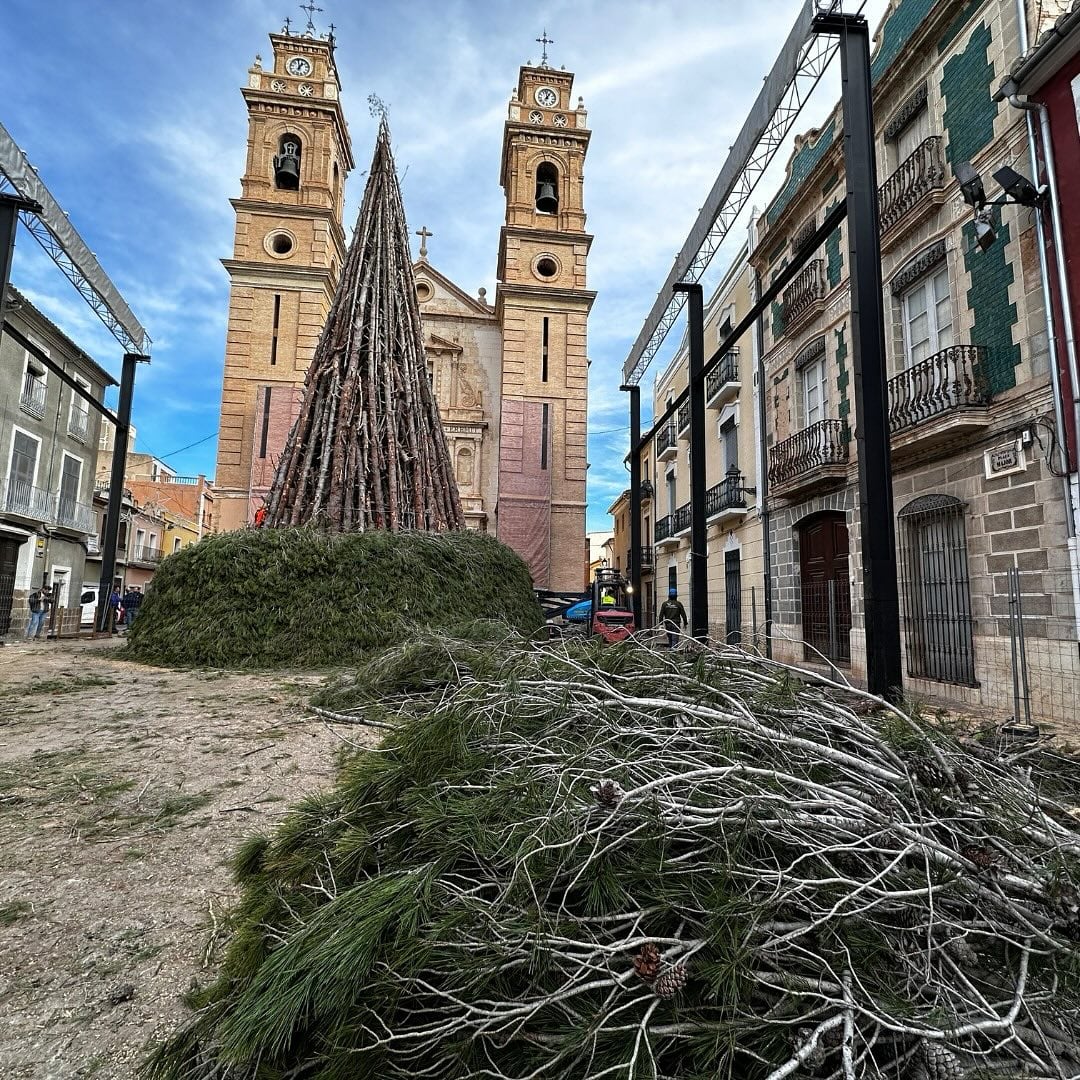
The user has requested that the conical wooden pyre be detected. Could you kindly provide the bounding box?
[265,119,463,531]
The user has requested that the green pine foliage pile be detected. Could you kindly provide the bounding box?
[145,640,1080,1079]
[125,528,542,667]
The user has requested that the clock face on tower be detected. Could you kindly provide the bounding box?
[287,56,312,76]
[534,87,558,108]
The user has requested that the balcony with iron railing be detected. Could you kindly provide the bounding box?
[656,424,678,461]
[677,400,691,438]
[781,259,827,332]
[640,545,654,572]
[130,544,163,565]
[768,419,849,498]
[706,350,741,409]
[1,478,53,521]
[672,501,692,536]
[655,515,677,548]
[68,408,90,443]
[705,471,749,527]
[20,372,47,420]
[54,495,98,534]
[877,136,946,242]
[888,345,992,462]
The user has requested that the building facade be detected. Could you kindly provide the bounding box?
[754,0,1079,727]
[0,286,110,636]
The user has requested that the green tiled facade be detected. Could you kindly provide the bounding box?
[767,120,836,226]
[871,0,938,82]
[962,218,1020,393]
[834,323,850,440]
[937,0,983,53]
[941,22,998,166]
[825,200,844,287]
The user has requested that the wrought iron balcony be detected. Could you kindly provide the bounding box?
[677,399,691,436]
[655,515,675,544]
[672,501,691,535]
[640,545,654,571]
[20,373,47,420]
[781,259,826,330]
[768,419,849,495]
[706,350,741,408]
[1,478,53,521]
[656,424,677,461]
[131,544,163,565]
[877,136,945,237]
[705,472,748,523]
[54,495,97,534]
[888,345,992,460]
[68,408,90,443]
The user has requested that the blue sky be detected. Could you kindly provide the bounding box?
[0,0,886,531]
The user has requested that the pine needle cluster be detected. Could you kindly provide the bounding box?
[124,527,542,667]
[145,639,1080,1079]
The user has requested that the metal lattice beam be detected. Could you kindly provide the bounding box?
[0,121,150,354]
[622,0,838,386]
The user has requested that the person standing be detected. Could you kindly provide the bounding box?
[658,588,688,650]
[25,583,53,641]
[123,585,143,632]
[108,586,122,634]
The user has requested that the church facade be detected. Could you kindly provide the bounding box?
[214,25,593,592]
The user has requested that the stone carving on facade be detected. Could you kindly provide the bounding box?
[883,82,928,142]
[890,239,948,295]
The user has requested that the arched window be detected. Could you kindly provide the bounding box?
[898,494,975,685]
[535,162,559,213]
[274,134,302,190]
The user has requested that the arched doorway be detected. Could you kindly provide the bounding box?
[798,511,851,664]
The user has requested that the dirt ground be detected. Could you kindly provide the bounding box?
[0,635,371,1079]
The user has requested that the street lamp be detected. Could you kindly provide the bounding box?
[953,161,1045,251]
[955,160,986,209]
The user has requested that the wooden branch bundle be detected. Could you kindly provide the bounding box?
[265,119,463,532]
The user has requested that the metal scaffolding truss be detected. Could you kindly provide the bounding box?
[622,0,841,387]
[0,120,150,354]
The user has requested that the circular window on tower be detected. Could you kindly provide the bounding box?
[264,230,296,259]
[532,253,561,281]
[415,280,433,303]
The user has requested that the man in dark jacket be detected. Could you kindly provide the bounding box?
[122,586,143,632]
[25,583,52,641]
[658,588,688,649]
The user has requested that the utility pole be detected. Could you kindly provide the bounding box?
[813,12,903,699]
[96,351,148,631]
[0,193,41,326]
[623,382,644,629]
[673,282,709,640]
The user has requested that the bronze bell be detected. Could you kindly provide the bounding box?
[536,181,558,214]
[274,148,300,190]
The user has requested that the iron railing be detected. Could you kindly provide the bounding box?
[672,502,691,534]
[781,258,826,326]
[54,495,97,533]
[640,545,654,571]
[768,419,848,486]
[68,408,90,442]
[677,400,690,434]
[705,472,747,517]
[877,136,945,234]
[1,478,52,520]
[898,494,976,686]
[888,345,990,433]
[655,516,674,543]
[131,544,163,564]
[706,351,740,399]
[802,579,852,665]
[20,372,47,419]
[656,424,677,457]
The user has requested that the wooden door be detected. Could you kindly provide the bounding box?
[0,539,21,634]
[799,512,851,663]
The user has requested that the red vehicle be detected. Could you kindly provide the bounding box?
[589,568,635,644]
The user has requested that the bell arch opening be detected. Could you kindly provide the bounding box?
[535,162,559,214]
[274,134,302,190]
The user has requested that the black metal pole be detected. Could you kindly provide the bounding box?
[674,282,708,640]
[96,351,148,632]
[0,193,41,330]
[622,382,644,629]
[754,267,773,659]
[814,13,902,699]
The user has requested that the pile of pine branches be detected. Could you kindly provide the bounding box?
[146,638,1080,1079]
[125,528,540,667]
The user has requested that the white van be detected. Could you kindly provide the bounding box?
[80,585,99,627]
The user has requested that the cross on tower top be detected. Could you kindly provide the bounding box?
[415,226,433,259]
[535,29,554,67]
[300,0,323,35]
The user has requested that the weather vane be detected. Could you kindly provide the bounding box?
[300,0,323,35]
[535,29,554,67]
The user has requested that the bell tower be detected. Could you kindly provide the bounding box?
[495,61,594,591]
[214,22,354,532]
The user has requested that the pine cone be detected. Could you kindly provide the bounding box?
[591,778,625,808]
[653,963,688,999]
[945,937,977,966]
[960,844,995,872]
[632,943,661,982]
[913,755,950,790]
[797,1026,825,1069]
[921,1041,965,1080]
